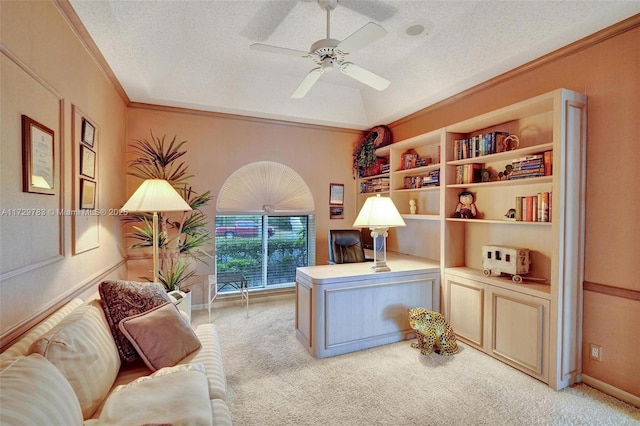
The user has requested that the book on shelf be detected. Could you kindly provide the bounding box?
[515,191,552,222]
[508,151,552,180]
[453,131,509,160]
[415,156,432,167]
[455,163,483,184]
[403,170,440,189]
[400,151,419,170]
[539,191,550,222]
[361,177,389,193]
[509,154,544,180]
[544,151,552,176]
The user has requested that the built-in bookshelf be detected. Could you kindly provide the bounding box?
[356,129,443,219]
[355,89,587,391]
[444,89,586,391]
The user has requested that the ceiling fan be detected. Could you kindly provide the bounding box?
[250,0,391,99]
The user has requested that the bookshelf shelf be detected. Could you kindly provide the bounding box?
[393,163,440,176]
[445,218,552,225]
[402,214,440,221]
[445,267,551,298]
[446,142,553,166]
[446,175,552,189]
[358,172,389,180]
[359,190,390,195]
[394,186,440,193]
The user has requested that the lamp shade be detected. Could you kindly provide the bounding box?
[121,179,192,213]
[353,194,406,228]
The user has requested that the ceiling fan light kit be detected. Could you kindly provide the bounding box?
[250,0,391,99]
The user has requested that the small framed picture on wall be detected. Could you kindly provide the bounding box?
[80,145,96,178]
[329,183,344,205]
[22,115,55,195]
[81,118,95,147]
[80,178,96,209]
[330,205,344,220]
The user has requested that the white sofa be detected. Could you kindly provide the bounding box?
[0,291,233,425]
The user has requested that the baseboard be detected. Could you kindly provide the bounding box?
[581,374,640,408]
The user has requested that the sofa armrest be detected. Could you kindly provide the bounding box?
[179,323,228,401]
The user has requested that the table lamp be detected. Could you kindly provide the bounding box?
[121,179,192,283]
[353,194,406,272]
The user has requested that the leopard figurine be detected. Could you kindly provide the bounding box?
[408,307,459,356]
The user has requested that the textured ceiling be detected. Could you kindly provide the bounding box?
[69,1,640,130]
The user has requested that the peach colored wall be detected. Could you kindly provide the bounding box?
[125,106,361,304]
[0,1,128,348]
[583,291,640,397]
[388,20,640,398]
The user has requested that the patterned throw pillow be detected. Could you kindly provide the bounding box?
[98,280,170,362]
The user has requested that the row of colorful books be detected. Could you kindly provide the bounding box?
[360,177,390,194]
[454,163,483,184]
[454,151,552,184]
[453,131,510,160]
[509,152,552,180]
[513,192,552,222]
[402,170,440,189]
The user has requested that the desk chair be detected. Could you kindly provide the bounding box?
[328,229,367,264]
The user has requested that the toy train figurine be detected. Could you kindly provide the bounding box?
[482,245,530,283]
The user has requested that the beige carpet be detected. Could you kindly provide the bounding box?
[193,297,640,426]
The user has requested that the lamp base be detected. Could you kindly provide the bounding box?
[370,227,390,273]
[371,262,390,272]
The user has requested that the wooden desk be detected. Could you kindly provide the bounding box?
[295,252,440,358]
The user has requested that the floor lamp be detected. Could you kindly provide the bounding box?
[121,179,192,283]
[353,194,406,272]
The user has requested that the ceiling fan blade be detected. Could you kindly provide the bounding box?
[291,67,323,99]
[250,43,309,58]
[336,22,387,54]
[340,62,390,91]
[340,0,398,22]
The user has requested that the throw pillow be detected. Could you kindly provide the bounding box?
[0,354,83,425]
[29,300,121,419]
[92,363,212,425]
[119,302,201,371]
[99,280,170,362]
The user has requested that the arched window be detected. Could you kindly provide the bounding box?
[215,162,316,291]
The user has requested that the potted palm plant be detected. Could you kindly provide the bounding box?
[123,131,212,293]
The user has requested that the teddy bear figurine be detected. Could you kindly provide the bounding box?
[454,191,477,219]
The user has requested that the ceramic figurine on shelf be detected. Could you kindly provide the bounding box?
[454,191,477,219]
[409,199,417,214]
